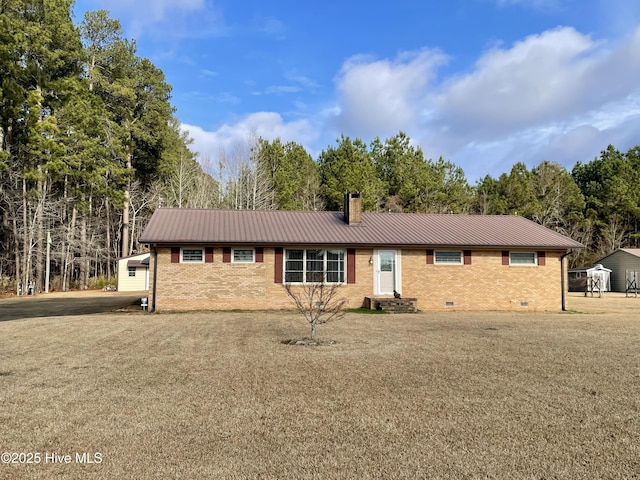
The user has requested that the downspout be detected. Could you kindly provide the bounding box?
[560,250,572,311]
[151,245,158,313]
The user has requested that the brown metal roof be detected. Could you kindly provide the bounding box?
[139,208,584,249]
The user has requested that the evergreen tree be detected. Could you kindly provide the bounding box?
[0,4,195,291]
[371,132,472,213]
[573,145,640,255]
[256,138,321,210]
[80,9,174,256]
[318,135,384,211]
[371,132,429,212]
[0,0,83,292]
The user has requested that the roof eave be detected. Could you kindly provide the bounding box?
[140,240,583,250]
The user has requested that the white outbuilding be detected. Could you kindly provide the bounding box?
[116,252,150,292]
[568,264,612,293]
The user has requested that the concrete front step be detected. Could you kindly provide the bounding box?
[364,297,418,313]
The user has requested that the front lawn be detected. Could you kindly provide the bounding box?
[1,295,639,479]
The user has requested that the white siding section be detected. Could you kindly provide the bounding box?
[117,253,150,291]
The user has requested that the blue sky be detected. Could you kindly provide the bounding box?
[73,0,640,181]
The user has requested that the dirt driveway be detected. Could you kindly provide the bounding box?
[0,290,146,322]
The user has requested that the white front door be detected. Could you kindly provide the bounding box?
[378,250,396,295]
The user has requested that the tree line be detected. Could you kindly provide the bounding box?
[0,2,213,292]
[1,2,638,293]
[249,135,640,271]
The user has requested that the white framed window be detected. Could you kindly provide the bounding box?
[128,267,136,277]
[510,252,537,266]
[434,250,463,265]
[181,248,204,263]
[285,249,345,283]
[233,248,255,263]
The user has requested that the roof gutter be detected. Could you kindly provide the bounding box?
[150,245,158,313]
[560,250,573,311]
[139,241,578,250]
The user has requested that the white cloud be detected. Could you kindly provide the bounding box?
[435,27,599,138]
[177,20,640,182]
[210,92,241,104]
[86,0,225,41]
[251,73,320,97]
[182,113,319,163]
[322,25,640,180]
[284,72,320,90]
[429,93,640,181]
[331,49,447,138]
[423,26,640,178]
[105,0,205,22]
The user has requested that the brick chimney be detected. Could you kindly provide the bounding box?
[344,192,362,225]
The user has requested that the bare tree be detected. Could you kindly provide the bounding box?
[128,180,158,254]
[283,278,347,340]
[601,215,627,256]
[216,135,276,211]
[164,153,198,208]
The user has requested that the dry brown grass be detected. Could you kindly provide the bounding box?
[1,293,640,479]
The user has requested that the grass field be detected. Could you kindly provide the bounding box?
[1,293,639,479]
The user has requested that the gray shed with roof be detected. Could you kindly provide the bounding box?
[595,249,640,293]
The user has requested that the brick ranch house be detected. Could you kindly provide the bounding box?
[139,193,583,312]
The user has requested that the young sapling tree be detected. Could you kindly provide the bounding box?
[283,276,346,341]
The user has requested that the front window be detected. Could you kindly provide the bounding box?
[325,250,345,283]
[285,249,345,283]
[128,267,136,277]
[285,249,304,283]
[434,251,463,264]
[510,252,536,266]
[181,248,204,263]
[233,248,255,263]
